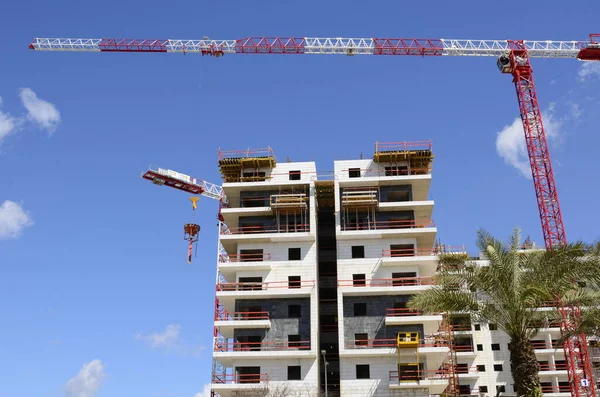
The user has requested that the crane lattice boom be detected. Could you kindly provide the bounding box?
[29,36,599,59]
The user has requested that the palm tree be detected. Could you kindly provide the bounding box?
[408,229,600,397]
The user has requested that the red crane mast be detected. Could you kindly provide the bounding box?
[30,32,600,397]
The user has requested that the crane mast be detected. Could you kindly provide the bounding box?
[31,32,600,397]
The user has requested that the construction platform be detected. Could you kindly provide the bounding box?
[218,147,276,183]
[373,141,434,175]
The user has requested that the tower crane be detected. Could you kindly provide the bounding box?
[141,166,228,263]
[30,32,600,397]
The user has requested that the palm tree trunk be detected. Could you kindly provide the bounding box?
[507,337,543,397]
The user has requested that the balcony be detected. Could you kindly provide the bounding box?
[212,372,269,385]
[338,276,434,296]
[342,219,434,232]
[222,224,310,235]
[541,385,571,395]
[337,220,436,247]
[214,310,271,339]
[385,308,443,332]
[388,368,449,394]
[213,339,315,363]
[539,363,568,376]
[456,365,479,378]
[216,280,315,301]
[341,337,449,359]
[218,252,272,273]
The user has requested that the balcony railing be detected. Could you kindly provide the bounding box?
[217,280,316,292]
[342,219,434,231]
[455,366,479,374]
[450,324,473,331]
[386,308,425,317]
[345,337,448,349]
[218,253,272,263]
[539,363,568,371]
[453,344,475,352]
[389,368,448,382]
[212,373,269,384]
[542,385,571,393]
[382,246,466,257]
[215,340,311,352]
[530,340,561,349]
[221,224,310,235]
[214,310,270,321]
[338,276,433,288]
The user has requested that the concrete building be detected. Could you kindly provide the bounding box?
[209,143,594,397]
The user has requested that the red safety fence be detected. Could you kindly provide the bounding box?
[453,344,475,352]
[450,324,473,331]
[539,363,568,371]
[217,280,315,291]
[530,340,561,349]
[542,385,572,393]
[218,253,272,262]
[344,337,448,349]
[215,311,270,321]
[214,339,311,352]
[222,224,310,234]
[389,368,448,381]
[212,372,269,384]
[385,308,425,317]
[455,365,479,374]
[342,219,434,231]
[338,276,434,288]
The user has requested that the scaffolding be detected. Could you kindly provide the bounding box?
[217,146,276,182]
[440,315,460,397]
[373,141,434,176]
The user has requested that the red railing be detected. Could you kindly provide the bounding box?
[530,340,561,349]
[218,253,272,262]
[455,365,479,374]
[386,307,425,317]
[217,280,315,291]
[212,373,269,384]
[222,224,310,234]
[338,276,433,288]
[453,344,475,352]
[342,166,432,177]
[215,311,270,321]
[450,324,473,331]
[343,219,434,231]
[389,368,448,381]
[345,337,448,349]
[539,363,568,371]
[215,340,311,352]
[542,385,572,393]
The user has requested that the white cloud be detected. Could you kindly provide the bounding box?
[18,88,61,133]
[64,360,105,397]
[0,97,18,144]
[136,324,205,356]
[194,384,212,397]
[0,200,34,239]
[136,324,181,348]
[578,62,600,82]
[495,110,562,179]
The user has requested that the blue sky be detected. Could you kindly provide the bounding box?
[1,0,600,396]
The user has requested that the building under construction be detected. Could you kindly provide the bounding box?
[209,142,587,397]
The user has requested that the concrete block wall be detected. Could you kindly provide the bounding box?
[233,298,311,345]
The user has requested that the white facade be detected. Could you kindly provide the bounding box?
[210,145,580,397]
